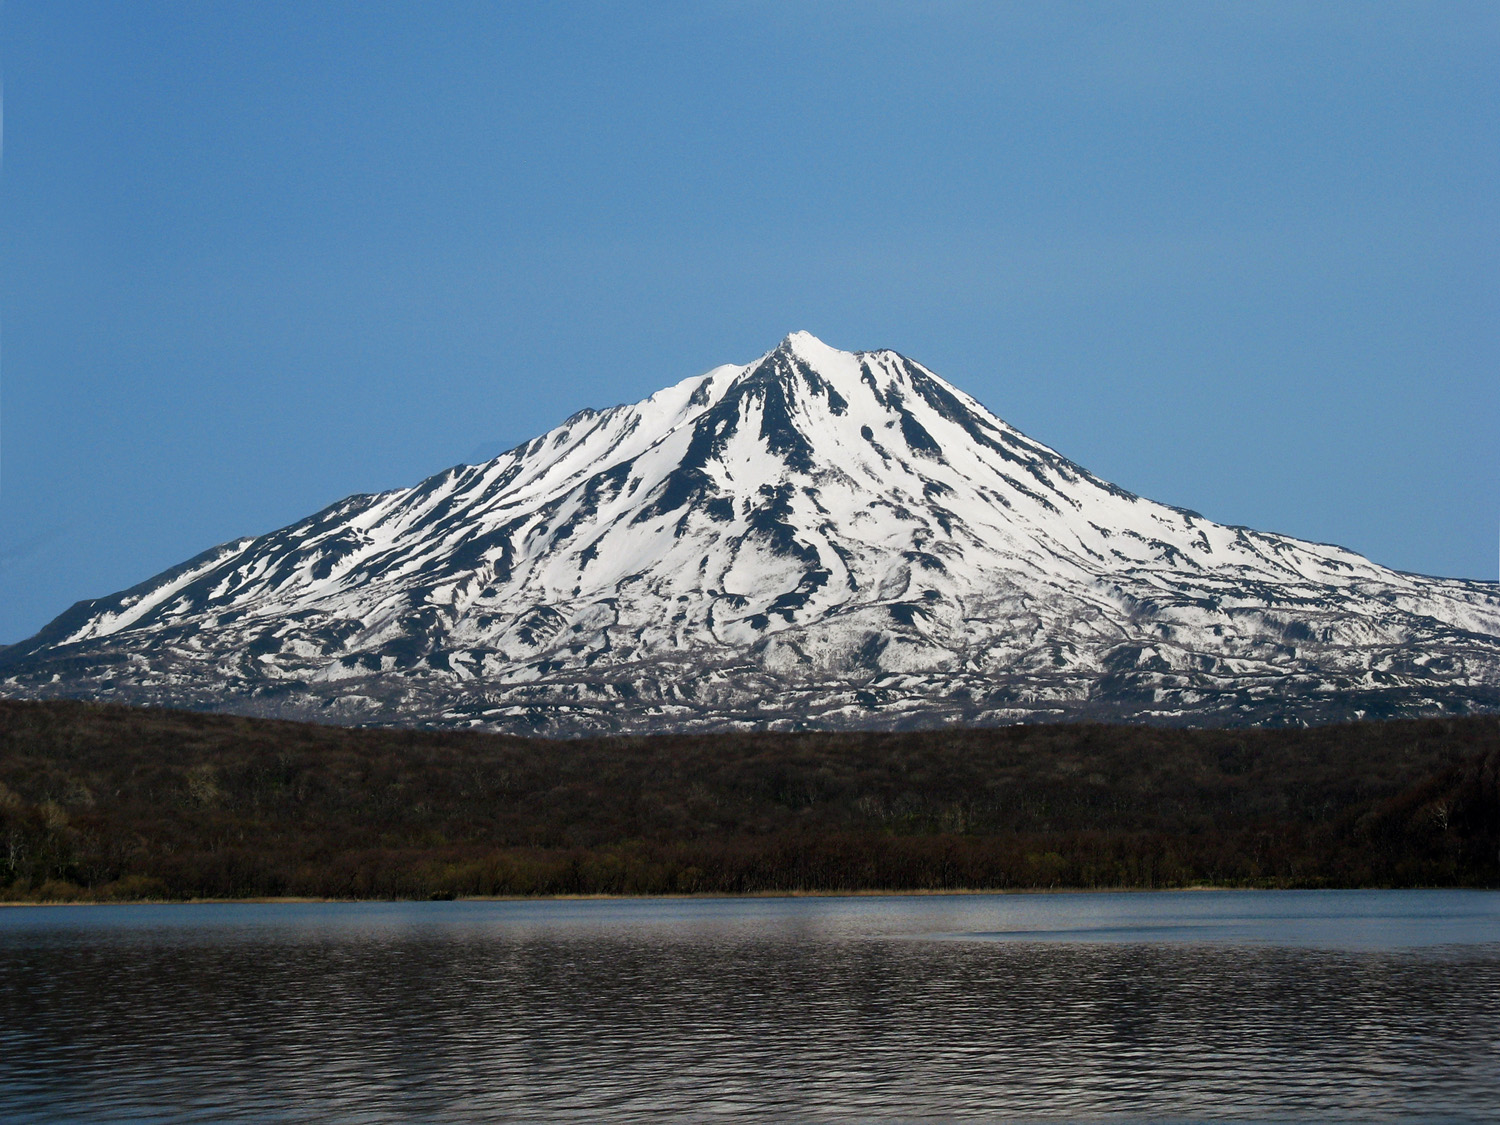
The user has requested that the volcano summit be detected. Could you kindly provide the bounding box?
[4,332,1498,732]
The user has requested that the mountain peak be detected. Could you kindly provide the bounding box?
[750,330,879,408]
[772,329,848,367]
[776,328,828,350]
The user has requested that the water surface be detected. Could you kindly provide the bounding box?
[2,890,1496,1122]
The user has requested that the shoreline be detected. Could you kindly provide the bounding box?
[5,884,1490,908]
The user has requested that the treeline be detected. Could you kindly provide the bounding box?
[0,698,1496,901]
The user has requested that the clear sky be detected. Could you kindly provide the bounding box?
[2,1,1496,644]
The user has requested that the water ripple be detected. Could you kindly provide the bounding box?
[1,891,1497,1122]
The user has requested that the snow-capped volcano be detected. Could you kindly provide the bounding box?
[4,332,1498,731]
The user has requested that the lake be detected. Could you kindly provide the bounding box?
[1,890,1497,1122]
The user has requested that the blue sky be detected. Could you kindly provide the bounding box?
[2,1,1496,643]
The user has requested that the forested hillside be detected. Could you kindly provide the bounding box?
[2,700,1496,900]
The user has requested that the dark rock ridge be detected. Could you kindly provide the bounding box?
[4,332,1498,732]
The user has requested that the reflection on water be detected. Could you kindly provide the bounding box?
[1,891,1497,1123]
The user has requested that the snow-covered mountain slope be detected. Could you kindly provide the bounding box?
[4,332,1499,732]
